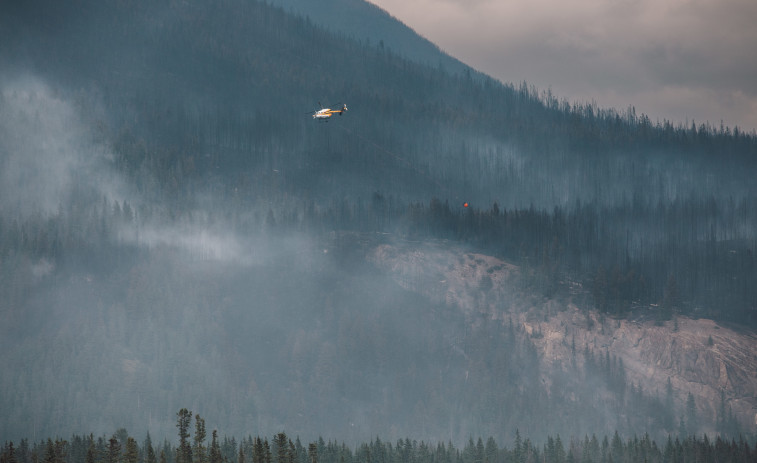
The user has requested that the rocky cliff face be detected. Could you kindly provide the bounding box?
[369,239,757,434]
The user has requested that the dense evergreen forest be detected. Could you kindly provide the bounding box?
[2,0,755,327]
[2,412,756,463]
[1,0,756,446]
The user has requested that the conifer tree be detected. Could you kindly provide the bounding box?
[513,430,523,463]
[610,431,623,463]
[685,392,698,435]
[3,442,17,463]
[144,434,157,463]
[545,437,555,463]
[209,431,222,463]
[554,436,566,463]
[664,378,675,430]
[108,436,121,463]
[678,416,688,437]
[222,437,237,463]
[17,440,30,463]
[252,439,264,463]
[124,438,138,463]
[44,440,56,463]
[194,415,207,463]
[474,438,484,463]
[274,434,288,463]
[292,439,304,463]
[176,409,193,463]
[262,440,271,463]
[287,442,295,463]
[484,438,497,463]
[86,436,96,463]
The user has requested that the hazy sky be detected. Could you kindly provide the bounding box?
[368,0,757,133]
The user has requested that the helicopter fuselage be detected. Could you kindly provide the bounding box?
[312,104,348,120]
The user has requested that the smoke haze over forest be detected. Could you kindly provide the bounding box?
[1,0,756,451]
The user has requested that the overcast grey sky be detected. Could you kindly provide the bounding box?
[368,0,757,133]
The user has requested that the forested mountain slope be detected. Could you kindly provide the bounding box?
[268,0,474,76]
[1,0,756,446]
[370,240,757,439]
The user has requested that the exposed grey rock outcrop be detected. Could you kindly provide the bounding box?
[369,240,757,434]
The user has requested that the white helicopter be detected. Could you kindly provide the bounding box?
[310,102,348,121]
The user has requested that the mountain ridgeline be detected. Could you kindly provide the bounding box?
[1,0,756,446]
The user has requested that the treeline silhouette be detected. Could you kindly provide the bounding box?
[1,0,757,442]
[2,411,755,463]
